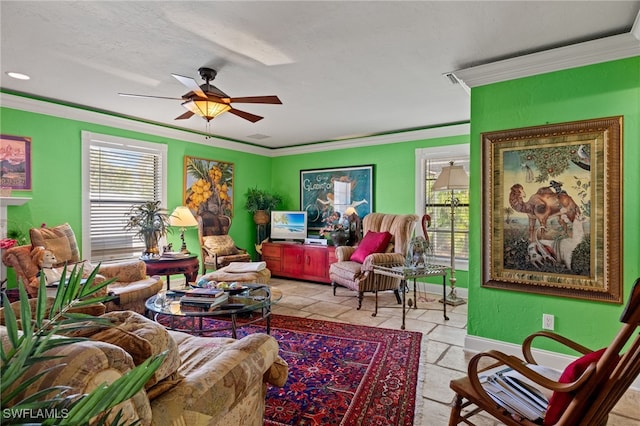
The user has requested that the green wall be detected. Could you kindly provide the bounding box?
[3,56,637,355]
[468,56,640,353]
[271,135,470,289]
[0,106,272,278]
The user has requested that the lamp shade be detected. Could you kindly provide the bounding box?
[169,206,198,227]
[432,161,469,191]
[182,99,231,122]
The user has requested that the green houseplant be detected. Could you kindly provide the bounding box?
[124,201,171,258]
[1,266,165,425]
[245,187,282,225]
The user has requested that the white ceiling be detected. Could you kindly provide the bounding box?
[1,1,639,150]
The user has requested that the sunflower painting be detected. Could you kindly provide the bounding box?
[184,156,234,227]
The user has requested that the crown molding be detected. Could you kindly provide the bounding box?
[0,93,272,156]
[1,92,470,156]
[273,123,471,156]
[450,13,640,88]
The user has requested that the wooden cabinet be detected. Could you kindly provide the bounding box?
[262,242,336,283]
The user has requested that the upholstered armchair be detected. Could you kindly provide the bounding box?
[1,223,163,314]
[197,215,251,274]
[329,213,419,309]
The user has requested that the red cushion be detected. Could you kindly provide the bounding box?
[544,348,607,425]
[350,231,393,264]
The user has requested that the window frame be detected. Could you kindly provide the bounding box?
[81,131,168,262]
[414,144,470,270]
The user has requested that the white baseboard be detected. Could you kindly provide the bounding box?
[464,334,640,391]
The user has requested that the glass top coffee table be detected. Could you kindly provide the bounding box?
[146,284,282,338]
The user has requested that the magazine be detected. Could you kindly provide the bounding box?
[479,364,560,422]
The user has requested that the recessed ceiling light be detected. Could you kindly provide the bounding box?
[7,72,30,80]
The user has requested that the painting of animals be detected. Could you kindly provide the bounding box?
[481,117,623,303]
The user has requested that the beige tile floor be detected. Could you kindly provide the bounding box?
[268,277,640,425]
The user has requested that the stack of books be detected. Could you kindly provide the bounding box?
[479,364,560,422]
[180,288,229,310]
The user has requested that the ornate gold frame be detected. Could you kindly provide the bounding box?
[482,116,623,303]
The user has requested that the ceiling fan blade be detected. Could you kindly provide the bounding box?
[175,111,195,120]
[226,95,282,104]
[119,93,183,100]
[228,108,263,123]
[172,74,207,98]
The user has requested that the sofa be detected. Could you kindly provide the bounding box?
[0,306,289,426]
[1,223,163,313]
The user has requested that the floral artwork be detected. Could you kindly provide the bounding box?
[184,156,234,220]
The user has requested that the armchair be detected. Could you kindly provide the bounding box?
[448,277,640,426]
[197,214,251,274]
[329,213,419,309]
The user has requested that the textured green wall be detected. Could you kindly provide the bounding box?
[0,107,272,276]
[468,56,640,353]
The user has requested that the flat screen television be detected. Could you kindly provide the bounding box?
[270,210,308,241]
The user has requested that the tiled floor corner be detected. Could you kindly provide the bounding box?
[269,278,640,425]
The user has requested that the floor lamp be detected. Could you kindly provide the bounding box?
[432,161,469,306]
[169,206,198,254]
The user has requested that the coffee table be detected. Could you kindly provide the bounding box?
[146,284,282,338]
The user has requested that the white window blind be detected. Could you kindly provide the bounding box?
[414,144,470,269]
[82,132,167,262]
[424,158,470,263]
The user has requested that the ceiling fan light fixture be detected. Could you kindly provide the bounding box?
[182,99,231,121]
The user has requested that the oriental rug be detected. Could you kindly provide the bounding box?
[158,314,421,426]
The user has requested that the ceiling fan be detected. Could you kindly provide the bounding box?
[119,67,282,123]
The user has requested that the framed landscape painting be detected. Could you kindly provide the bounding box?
[300,165,373,230]
[482,116,622,303]
[0,134,31,190]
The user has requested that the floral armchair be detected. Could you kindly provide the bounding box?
[329,213,418,309]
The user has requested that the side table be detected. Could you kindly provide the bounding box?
[372,264,448,330]
[143,255,199,290]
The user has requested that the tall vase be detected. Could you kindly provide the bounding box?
[143,232,160,257]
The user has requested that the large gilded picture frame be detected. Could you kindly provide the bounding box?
[184,156,234,233]
[482,116,622,303]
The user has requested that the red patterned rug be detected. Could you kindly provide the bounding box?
[159,314,421,425]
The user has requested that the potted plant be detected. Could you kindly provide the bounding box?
[124,200,171,258]
[245,187,282,225]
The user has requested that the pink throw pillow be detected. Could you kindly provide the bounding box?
[544,348,611,425]
[350,231,393,264]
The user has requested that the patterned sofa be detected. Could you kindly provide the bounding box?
[0,308,289,426]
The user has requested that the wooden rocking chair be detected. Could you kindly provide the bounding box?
[449,277,640,426]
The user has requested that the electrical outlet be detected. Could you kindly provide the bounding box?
[542,314,555,331]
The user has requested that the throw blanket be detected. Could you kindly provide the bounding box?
[220,261,267,273]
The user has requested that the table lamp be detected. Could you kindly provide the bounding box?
[169,206,198,254]
[432,161,469,306]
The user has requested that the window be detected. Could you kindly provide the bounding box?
[415,145,469,269]
[82,132,167,262]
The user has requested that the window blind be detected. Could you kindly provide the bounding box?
[424,158,470,262]
[89,144,163,261]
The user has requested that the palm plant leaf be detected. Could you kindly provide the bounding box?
[1,262,163,425]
